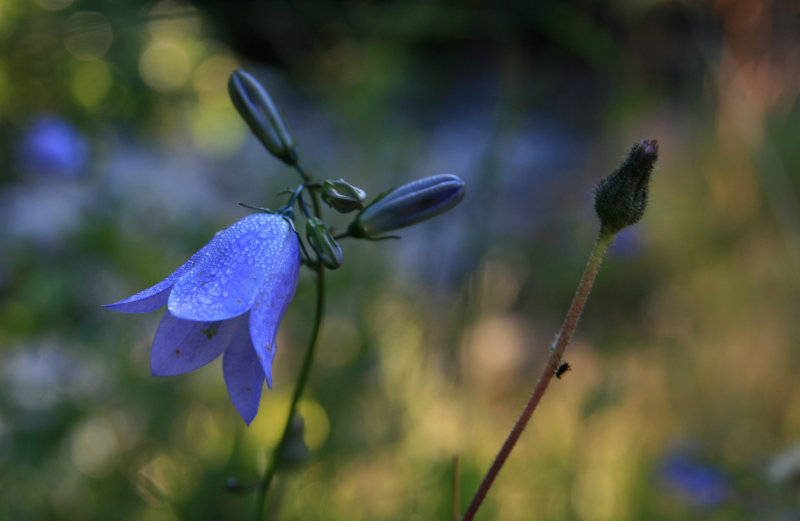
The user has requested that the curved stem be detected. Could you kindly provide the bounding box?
[294,163,311,183]
[256,265,325,520]
[256,163,327,520]
[294,163,324,220]
[460,230,616,521]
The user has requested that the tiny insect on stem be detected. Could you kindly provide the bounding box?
[555,362,571,379]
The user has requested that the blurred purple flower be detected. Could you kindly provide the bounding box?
[610,227,643,258]
[17,115,88,178]
[660,450,730,508]
[106,214,300,424]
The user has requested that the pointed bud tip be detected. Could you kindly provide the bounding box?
[228,69,298,166]
[593,139,658,235]
[349,174,465,238]
[641,139,658,155]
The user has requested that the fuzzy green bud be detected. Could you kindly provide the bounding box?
[594,139,658,235]
[306,216,343,269]
[228,69,298,166]
[321,178,367,213]
[348,174,465,238]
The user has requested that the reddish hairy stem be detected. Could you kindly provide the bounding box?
[460,231,615,521]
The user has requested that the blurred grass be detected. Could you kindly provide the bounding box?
[1,0,800,520]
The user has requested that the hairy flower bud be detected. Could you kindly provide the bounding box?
[228,69,298,165]
[321,178,367,213]
[348,174,465,238]
[594,139,658,235]
[306,216,343,269]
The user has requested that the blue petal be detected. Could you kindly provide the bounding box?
[104,282,173,313]
[105,237,217,313]
[168,214,298,322]
[150,311,237,376]
[248,242,300,384]
[223,316,265,425]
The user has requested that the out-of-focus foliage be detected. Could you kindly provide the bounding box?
[2,0,800,520]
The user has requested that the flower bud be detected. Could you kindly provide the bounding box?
[321,178,367,213]
[228,69,298,165]
[280,413,309,470]
[306,216,343,269]
[594,139,658,235]
[348,174,465,238]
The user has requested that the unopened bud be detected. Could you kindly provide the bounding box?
[348,174,465,238]
[321,178,367,213]
[594,139,658,235]
[228,69,298,165]
[281,413,309,470]
[306,216,343,269]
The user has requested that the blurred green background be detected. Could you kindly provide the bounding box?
[2,0,800,520]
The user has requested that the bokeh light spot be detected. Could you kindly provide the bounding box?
[247,394,290,449]
[139,40,191,92]
[146,0,201,38]
[189,104,245,158]
[136,452,195,504]
[70,59,111,108]
[35,0,74,9]
[193,53,238,102]
[298,399,330,451]
[63,11,113,60]
[69,416,119,478]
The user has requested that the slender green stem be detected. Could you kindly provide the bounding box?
[255,265,325,520]
[255,164,327,520]
[296,163,324,222]
[460,229,616,521]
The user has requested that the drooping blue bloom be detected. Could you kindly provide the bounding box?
[106,213,300,424]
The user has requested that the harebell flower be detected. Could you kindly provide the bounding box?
[106,213,300,425]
